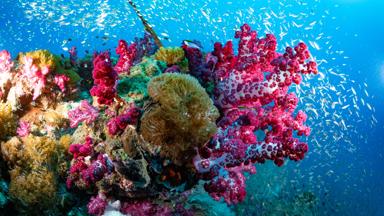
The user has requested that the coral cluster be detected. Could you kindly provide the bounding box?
[0,23,318,215]
[190,24,317,204]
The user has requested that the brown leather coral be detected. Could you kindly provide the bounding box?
[140,73,219,165]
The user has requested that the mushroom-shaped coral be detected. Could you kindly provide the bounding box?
[140,73,219,165]
[153,47,185,66]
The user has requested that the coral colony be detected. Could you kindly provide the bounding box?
[0,24,317,215]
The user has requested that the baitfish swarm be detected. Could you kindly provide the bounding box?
[0,24,317,215]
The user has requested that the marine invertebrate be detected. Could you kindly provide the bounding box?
[193,24,318,204]
[9,167,57,208]
[1,135,59,209]
[16,121,30,137]
[140,73,219,165]
[107,105,141,136]
[90,52,118,105]
[18,50,55,70]
[0,102,17,141]
[0,50,13,99]
[68,100,99,128]
[118,57,165,105]
[114,40,137,74]
[154,47,185,66]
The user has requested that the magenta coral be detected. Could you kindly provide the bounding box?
[114,39,137,74]
[67,100,99,128]
[67,137,114,189]
[120,200,172,216]
[107,105,141,136]
[90,52,118,105]
[16,121,30,137]
[87,194,108,216]
[193,24,318,204]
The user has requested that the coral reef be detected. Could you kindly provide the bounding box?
[1,135,58,208]
[0,23,318,215]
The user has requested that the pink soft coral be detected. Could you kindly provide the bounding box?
[20,55,51,100]
[67,100,99,128]
[0,50,13,73]
[193,24,317,204]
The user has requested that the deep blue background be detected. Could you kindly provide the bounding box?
[0,0,383,215]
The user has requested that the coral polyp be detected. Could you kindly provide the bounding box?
[0,23,318,215]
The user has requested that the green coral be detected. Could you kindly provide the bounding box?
[118,57,166,106]
[54,55,82,85]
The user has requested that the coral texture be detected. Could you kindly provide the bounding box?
[191,24,318,204]
[140,73,219,165]
[90,52,118,105]
[154,47,185,66]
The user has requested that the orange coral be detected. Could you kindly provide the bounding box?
[140,73,219,165]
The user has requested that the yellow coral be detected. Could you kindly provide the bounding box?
[2,134,60,209]
[9,167,57,207]
[140,73,219,165]
[43,109,66,128]
[19,49,56,70]
[0,102,17,141]
[59,134,72,153]
[1,136,22,165]
[153,47,185,65]
[22,135,56,168]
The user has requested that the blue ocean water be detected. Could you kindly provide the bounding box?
[0,0,383,215]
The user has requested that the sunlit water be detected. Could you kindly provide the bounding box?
[0,0,383,215]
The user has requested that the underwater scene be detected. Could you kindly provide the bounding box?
[0,0,383,215]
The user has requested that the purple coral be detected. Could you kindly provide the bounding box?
[88,194,108,216]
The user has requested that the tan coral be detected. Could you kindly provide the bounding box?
[9,167,57,207]
[0,102,17,141]
[140,73,219,165]
[153,47,185,65]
